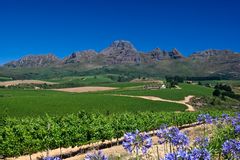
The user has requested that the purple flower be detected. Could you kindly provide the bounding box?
[162,147,211,160]
[220,113,234,125]
[157,124,169,144]
[235,125,240,134]
[122,130,152,154]
[222,113,230,119]
[197,114,212,124]
[171,132,189,147]
[84,150,108,160]
[163,153,177,160]
[189,148,211,160]
[43,157,61,160]
[140,133,152,154]
[157,126,189,147]
[222,139,240,159]
[177,149,189,159]
[122,132,136,153]
[194,137,209,148]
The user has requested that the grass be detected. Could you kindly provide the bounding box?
[48,75,115,84]
[98,81,147,88]
[0,89,187,117]
[46,75,149,88]
[104,83,213,100]
[0,76,12,82]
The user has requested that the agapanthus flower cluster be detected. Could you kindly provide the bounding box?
[157,126,189,147]
[119,113,240,160]
[220,113,234,125]
[219,113,240,134]
[231,114,240,134]
[122,129,152,155]
[194,137,209,148]
[231,116,240,126]
[156,124,169,144]
[189,148,211,160]
[42,157,61,160]
[84,150,108,160]
[222,139,240,159]
[235,125,240,134]
[163,149,189,160]
[197,114,212,124]
[162,147,211,160]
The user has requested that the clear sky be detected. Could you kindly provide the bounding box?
[0,0,240,64]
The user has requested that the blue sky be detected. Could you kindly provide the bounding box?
[0,0,240,64]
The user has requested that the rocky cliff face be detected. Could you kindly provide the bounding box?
[190,49,235,60]
[168,48,184,59]
[63,50,97,64]
[4,53,60,68]
[99,40,141,64]
[146,48,184,61]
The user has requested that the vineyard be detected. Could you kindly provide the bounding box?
[0,110,234,158]
[0,89,187,117]
[0,83,213,117]
[105,83,213,100]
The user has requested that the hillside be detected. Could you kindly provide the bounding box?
[1,40,240,80]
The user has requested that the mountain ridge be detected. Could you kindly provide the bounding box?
[1,40,240,80]
[5,40,238,67]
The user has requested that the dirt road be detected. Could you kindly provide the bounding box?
[52,86,117,93]
[113,95,195,112]
[0,80,57,87]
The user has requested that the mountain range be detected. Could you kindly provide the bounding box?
[1,40,240,79]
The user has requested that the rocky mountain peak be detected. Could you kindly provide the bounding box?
[109,40,137,52]
[4,53,60,68]
[99,40,140,64]
[64,50,97,64]
[168,48,184,59]
[147,48,169,61]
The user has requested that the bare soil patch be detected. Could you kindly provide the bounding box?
[52,86,117,93]
[0,80,57,87]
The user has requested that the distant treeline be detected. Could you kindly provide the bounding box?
[165,76,226,83]
[213,83,240,101]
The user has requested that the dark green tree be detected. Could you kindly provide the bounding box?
[213,89,221,97]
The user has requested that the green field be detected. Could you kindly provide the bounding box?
[0,89,187,117]
[0,76,12,82]
[48,75,115,84]
[0,82,215,117]
[103,83,213,100]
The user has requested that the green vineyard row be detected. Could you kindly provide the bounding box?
[0,111,233,157]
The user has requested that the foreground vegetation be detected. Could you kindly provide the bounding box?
[0,111,234,158]
[117,113,239,160]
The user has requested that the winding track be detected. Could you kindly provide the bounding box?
[112,95,195,112]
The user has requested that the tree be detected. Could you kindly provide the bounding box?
[213,89,221,97]
[170,81,178,88]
